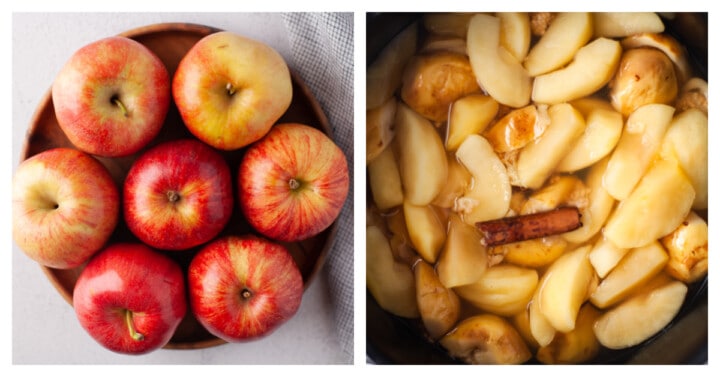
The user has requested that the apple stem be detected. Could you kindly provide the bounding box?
[225,82,236,96]
[288,178,300,191]
[112,97,129,117]
[166,190,180,203]
[241,288,253,300]
[125,310,145,341]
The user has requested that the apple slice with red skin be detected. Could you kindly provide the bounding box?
[239,123,349,242]
[188,235,304,342]
[123,139,233,250]
[73,243,186,355]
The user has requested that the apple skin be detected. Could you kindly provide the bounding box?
[123,139,233,250]
[188,235,304,342]
[52,36,170,157]
[239,123,349,242]
[73,243,187,355]
[12,148,119,269]
[172,31,292,150]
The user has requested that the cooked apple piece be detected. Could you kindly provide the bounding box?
[367,144,403,211]
[421,34,467,55]
[621,32,692,86]
[594,275,687,349]
[588,236,629,279]
[520,175,585,215]
[455,264,538,316]
[538,245,594,333]
[556,108,623,173]
[395,102,448,206]
[385,209,421,267]
[414,260,461,340]
[562,157,615,244]
[531,38,622,104]
[604,159,695,249]
[366,225,419,318]
[661,211,708,283]
[528,291,555,347]
[424,13,476,38]
[498,12,530,61]
[432,154,472,209]
[500,236,567,269]
[455,134,511,224]
[660,109,708,210]
[437,213,488,288]
[511,309,540,351]
[590,241,669,309]
[366,96,397,163]
[467,13,531,108]
[602,103,674,200]
[402,201,446,264]
[440,314,532,364]
[536,303,601,364]
[609,48,678,117]
[676,77,708,114]
[484,104,550,153]
[515,103,585,189]
[523,12,593,77]
[446,94,499,151]
[367,22,418,110]
[593,12,664,38]
[569,96,614,115]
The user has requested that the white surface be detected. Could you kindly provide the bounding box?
[11,12,348,364]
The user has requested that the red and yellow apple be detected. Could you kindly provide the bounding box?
[123,139,233,250]
[173,31,293,150]
[12,148,119,269]
[73,243,186,354]
[52,36,170,157]
[239,123,349,242]
[188,235,303,342]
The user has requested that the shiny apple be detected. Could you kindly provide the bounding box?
[188,235,303,342]
[12,148,119,269]
[123,139,233,250]
[239,123,349,242]
[52,36,170,157]
[73,243,186,354]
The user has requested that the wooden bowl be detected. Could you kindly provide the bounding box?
[20,23,337,350]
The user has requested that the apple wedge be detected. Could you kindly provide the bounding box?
[603,159,695,249]
[661,211,708,283]
[395,102,448,206]
[602,103,674,200]
[440,314,532,364]
[421,35,467,55]
[455,134,511,224]
[498,12,531,61]
[589,241,669,309]
[467,13,531,108]
[588,236,629,279]
[366,225,419,318]
[536,303,601,364]
[520,175,585,215]
[593,12,664,38]
[555,107,623,173]
[414,260,461,340]
[531,38,622,105]
[436,213,488,288]
[446,94,499,151]
[562,157,616,244]
[621,32,692,86]
[367,144,403,211]
[403,201,446,264]
[367,22,418,109]
[484,104,550,153]
[455,264,538,316]
[528,290,556,347]
[523,12,593,77]
[432,154,472,209]
[594,275,687,350]
[538,245,594,333]
[500,236,567,269]
[366,96,397,163]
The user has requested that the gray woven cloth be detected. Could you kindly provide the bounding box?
[281,13,354,363]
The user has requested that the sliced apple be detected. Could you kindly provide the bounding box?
[432,153,472,209]
[384,209,420,267]
[403,201,446,264]
[538,245,594,333]
[367,144,403,211]
[446,94,499,151]
[593,12,664,38]
[523,12,593,77]
[366,96,397,163]
[609,48,678,117]
[676,77,708,115]
[603,159,695,249]
[515,103,585,189]
[500,236,568,269]
[421,34,467,55]
[414,260,461,340]
[455,264,538,317]
[594,275,687,350]
[569,96,614,115]
[520,175,585,215]
[436,213,488,288]
[556,107,623,173]
[588,236,629,279]
[455,134,511,224]
[367,22,418,109]
[621,32,692,86]
[659,109,708,210]
[440,314,532,364]
[498,12,531,61]
[528,291,556,348]
[467,13,531,108]
[661,211,708,283]
[602,103,675,200]
[484,104,550,153]
[395,102,448,206]
[531,38,622,105]
[366,225,419,318]
[590,241,669,309]
[562,156,615,244]
[536,303,601,364]
[511,309,540,351]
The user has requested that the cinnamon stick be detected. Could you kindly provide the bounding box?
[476,207,582,247]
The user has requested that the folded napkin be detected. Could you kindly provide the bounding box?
[281,13,355,364]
